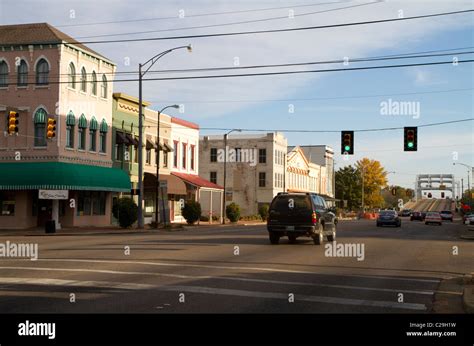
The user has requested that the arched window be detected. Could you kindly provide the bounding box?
[89,116,98,151]
[66,111,76,148]
[36,59,49,85]
[91,71,97,95]
[80,67,87,92]
[68,62,76,89]
[99,119,108,153]
[101,74,107,98]
[33,108,47,147]
[77,114,87,150]
[0,61,9,87]
[17,60,28,86]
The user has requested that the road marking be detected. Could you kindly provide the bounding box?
[158,285,428,311]
[0,275,427,311]
[34,258,443,283]
[0,266,452,296]
[0,277,154,290]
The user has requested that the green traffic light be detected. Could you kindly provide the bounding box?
[344,145,350,151]
[408,142,414,148]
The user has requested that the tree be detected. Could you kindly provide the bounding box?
[226,202,241,222]
[335,165,361,210]
[112,198,138,228]
[355,158,388,210]
[382,185,413,209]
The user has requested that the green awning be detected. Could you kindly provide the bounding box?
[66,111,76,126]
[90,116,98,130]
[100,119,108,132]
[0,162,130,192]
[78,114,87,128]
[34,109,47,124]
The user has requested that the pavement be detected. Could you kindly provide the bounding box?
[0,218,473,313]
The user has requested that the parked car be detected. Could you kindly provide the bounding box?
[410,212,423,221]
[425,212,442,225]
[420,211,427,220]
[400,209,412,217]
[376,210,401,227]
[267,192,337,245]
[464,214,474,225]
[439,210,453,222]
[462,212,474,223]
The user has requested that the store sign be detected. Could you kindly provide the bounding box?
[39,190,68,200]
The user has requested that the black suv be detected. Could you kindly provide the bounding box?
[267,192,337,245]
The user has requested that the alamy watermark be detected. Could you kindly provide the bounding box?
[380,99,420,119]
[217,147,257,166]
[0,241,38,261]
[324,241,365,261]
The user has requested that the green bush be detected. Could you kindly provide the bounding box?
[226,202,241,223]
[112,198,138,228]
[182,200,202,224]
[258,204,269,220]
[200,215,209,222]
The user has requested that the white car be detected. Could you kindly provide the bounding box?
[464,214,474,225]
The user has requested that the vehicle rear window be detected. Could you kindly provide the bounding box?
[380,211,395,216]
[271,195,312,212]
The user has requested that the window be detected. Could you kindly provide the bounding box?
[36,59,49,85]
[259,149,266,163]
[0,191,15,216]
[259,172,266,187]
[146,148,151,164]
[182,143,187,169]
[68,62,76,88]
[173,141,179,167]
[0,61,7,87]
[66,125,74,148]
[163,145,168,168]
[89,129,96,151]
[115,143,123,161]
[17,60,28,86]
[80,67,87,92]
[125,145,130,161]
[210,171,217,184]
[91,71,97,95]
[33,108,47,147]
[210,148,217,162]
[101,74,107,98]
[190,145,195,170]
[77,191,106,216]
[78,128,85,150]
[99,119,108,153]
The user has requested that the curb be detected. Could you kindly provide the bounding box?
[462,286,474,314]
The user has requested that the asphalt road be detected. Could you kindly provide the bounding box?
[0,218,472,313]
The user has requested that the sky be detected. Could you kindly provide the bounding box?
[0,0,473,191]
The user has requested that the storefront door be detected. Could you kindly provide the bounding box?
[37,199,52,227]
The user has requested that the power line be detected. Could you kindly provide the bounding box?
[8,9,472,46]
[13,59,474,85]
[55,1,347,28]
[152,87,474,104]
[35,48,474,78]
[75,1,381,39]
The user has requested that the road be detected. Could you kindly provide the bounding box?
[0,218,472,313]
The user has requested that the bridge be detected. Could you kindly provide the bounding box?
[415,174,455,199]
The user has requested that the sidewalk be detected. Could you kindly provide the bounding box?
[462,274,474,314]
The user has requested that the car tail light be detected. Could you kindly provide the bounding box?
[312,212,317,224]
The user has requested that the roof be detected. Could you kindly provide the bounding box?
[0,23,112,63]
[171,117,200,130]
[171,172,223,190]
[0,162,130,192]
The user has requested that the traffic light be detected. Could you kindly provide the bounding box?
[391,187,397,196]
[441,192,445,198]
[341,131,354,155]
[46,117,56,139]
[7,111,19,135]
[404,127,417,151]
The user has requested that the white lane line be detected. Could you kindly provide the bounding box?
[34,258,443,283]
[0,266,448,296]
[0,276,427,311]
[0,277,154,290]
[158,285,427,311]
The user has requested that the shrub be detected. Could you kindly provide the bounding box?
[226,202,241,223]
[182,200,202,224]
[200,215,209,222]
[112,198,138,228]
[258,204,269,220]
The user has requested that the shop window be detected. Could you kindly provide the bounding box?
[0,191,15,216]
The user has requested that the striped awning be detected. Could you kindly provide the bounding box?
[78,114,88,128]
[34,109,47,124]
[66,111,76,126]
[99,119,108,132]
[89,116,98,131]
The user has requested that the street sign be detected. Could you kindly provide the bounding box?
[439,184,446,190]
[39,190,68,200]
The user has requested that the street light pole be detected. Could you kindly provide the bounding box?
[222,129,241,224]
[137,45,192,229]
[453,162,473,206]
[155,105,179,229]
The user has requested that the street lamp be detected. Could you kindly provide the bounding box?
[453,162,473,205]
[137,44,192,228]
[222,129,242,224]
[155,105,179,228]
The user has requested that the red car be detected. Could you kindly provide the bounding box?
[425,212,442,226]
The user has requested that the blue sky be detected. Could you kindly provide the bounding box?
[1,0,473,190]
